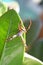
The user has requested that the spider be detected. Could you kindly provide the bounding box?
[18,20,32,46]
[6,19,32,51]
[18,19,32,51]
[6,19,32,44]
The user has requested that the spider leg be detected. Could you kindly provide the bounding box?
[26,19,32,32]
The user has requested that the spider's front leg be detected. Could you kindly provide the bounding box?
[26,19,32,32]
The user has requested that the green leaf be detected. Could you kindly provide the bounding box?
[24,20,41,45]
[0,9,20,56]
[1,37,24,65]
[28,38,43,61]
[0,2,7,16]
[0,10,24,65]
[23,53,43,65]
